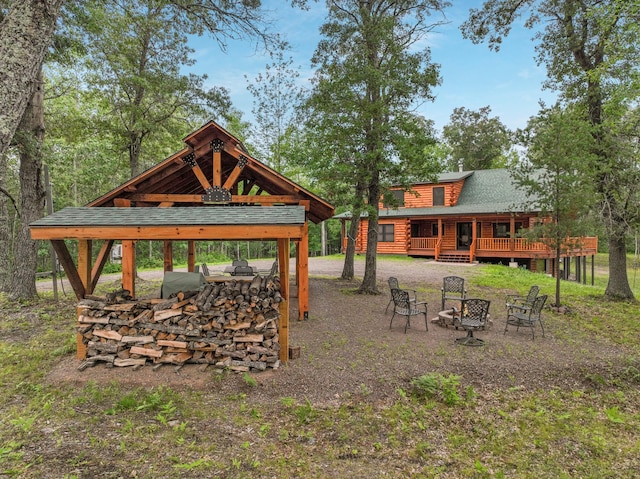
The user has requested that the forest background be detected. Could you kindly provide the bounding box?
[0,0,638,303]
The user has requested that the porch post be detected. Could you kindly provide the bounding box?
[298,222,309,320]
[163,241,173,272]
[77,240,92,294]
[122,240,136,298]
[470,218,477,263]
[277,238,290,363]
[187,240,196,272]
[510,216,515,253]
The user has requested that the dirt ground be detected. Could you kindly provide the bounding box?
[45,257,632,405]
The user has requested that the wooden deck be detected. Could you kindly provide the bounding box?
[408,236,598,261]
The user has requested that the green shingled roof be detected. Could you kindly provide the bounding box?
[31,206,306,227]
[334,169,539,219]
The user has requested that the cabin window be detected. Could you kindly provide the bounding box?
[383,190,404,208]
[378,224,395,242]
[494,223,510,238]
[493,222,523,238]
[433,187,445,206]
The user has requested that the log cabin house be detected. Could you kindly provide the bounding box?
[30,121,335,364]
[335,169,598,278]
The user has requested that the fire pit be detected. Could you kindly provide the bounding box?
[433,308,492,330]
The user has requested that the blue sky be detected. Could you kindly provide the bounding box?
[189,1,556,134]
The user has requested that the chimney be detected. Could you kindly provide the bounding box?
[458,159,464,172]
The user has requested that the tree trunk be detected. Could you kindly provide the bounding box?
[0,153,10,290]
[554,245,561,308]
[129,133,142,178]
[8,68,46,300]
[358,174,381,295]
[605,233,635,300]
[341,214,360,280]
[0,0,64,159]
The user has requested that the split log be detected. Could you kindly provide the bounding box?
[130,346,163,358]
[114,358,147,367]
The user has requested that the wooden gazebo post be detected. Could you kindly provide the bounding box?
[277,238,290,363]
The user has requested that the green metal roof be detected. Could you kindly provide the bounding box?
[334,169,539,219]
[31,206,306,227]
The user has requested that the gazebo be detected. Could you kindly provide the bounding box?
[30,121,335,363]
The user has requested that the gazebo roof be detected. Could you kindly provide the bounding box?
[87,120,334,224]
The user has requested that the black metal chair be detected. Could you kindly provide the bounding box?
[389,288,428,333]
[505,294,547,339]
[200,262,210,276]
[506,285,539,314]
[385,277,416,314]
[441,276,467,311]
[455,298,490,346]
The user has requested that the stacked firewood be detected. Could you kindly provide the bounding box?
[76,275,282,372]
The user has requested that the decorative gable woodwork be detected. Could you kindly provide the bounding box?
[87,121,334,224]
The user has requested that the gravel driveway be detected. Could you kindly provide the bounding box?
[46,256,632,405]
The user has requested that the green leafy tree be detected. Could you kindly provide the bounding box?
[246,51,305,172]
[442,105,512,171]
[462,0,640,300]
[71,0,233,177]
[0,0,64,160]
[45,66,129,208]
[304,0,447,292]
[512,104,596,307]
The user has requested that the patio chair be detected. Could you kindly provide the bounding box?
[200,262,210,276]
[505,294,547,339]
[385,277,416,314]
[441,276,467,311]
[506,285,539,314]
[389,288,428,333]
[268,260,278,278]
[455,298,491,347]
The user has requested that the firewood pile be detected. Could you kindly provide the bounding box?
[76,275,282,372]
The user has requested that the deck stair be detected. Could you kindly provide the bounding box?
[437,252,471,263]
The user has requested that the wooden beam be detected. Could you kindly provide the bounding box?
[90,240,114,293]
[297,222,309,321]
[213,149,222,186]
[122,240,136,298]
[130,194,202,203]
[163,241,173,272]
[222,161,246,191]
[114,198,131,207]
[78,240,92,292]
[191,163,213,191]
[188,240,196,272]
[277,238,290,363]
[31,224,306,241]
[51,240,85,299]
[128,193,303,205]
[278,238,290,301]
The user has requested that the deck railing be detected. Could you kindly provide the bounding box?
[409,237,438,249]
[411,236,598,253]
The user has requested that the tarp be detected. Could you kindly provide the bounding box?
[161,271,206,299]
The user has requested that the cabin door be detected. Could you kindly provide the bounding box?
[456,222,472,250]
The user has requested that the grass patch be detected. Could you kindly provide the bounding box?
[1,257,640,477]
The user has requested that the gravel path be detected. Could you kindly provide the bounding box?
[45,256,633,405]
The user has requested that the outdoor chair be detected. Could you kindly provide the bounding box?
[386,277,417,314]
[506,285,539,314]
[268,260,278,278]
[455,298,490,346]
[389,288,428,333]
[441,276,467,311]
[200,263,210,276]
[505,294,547,339]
